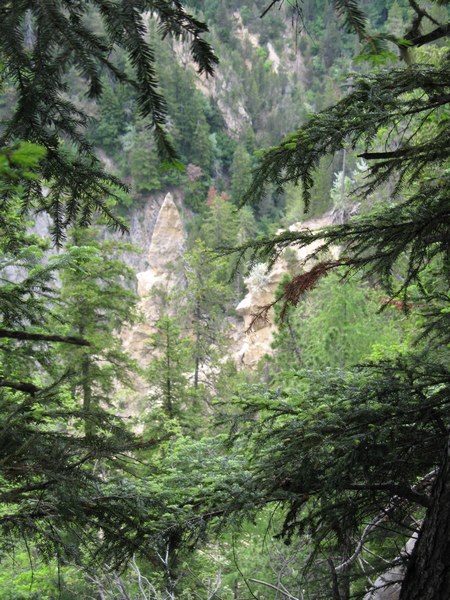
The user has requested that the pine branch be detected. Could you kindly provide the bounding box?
[0,0,218,241]
[0,379,40,394]
[409,23,450,47]
[0,329,90,346]
[333,0,368,39]
[243,64,450,209]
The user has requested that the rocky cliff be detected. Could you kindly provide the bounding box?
[122,192,186,359]
[232,214,336,368]
[122,195,335,371]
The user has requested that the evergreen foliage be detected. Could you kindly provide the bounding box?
[269,270,404,374]
[58,231,139,436]
[0,0,217,242]
[0,217,145,569]
[230,356,448,594]
[3,1,450,597]
[227,1,450,597]
[128,118,163,195]
[230,144,253,206]
[0,140,179,584]
[180,238,231,391]
[146,313,192,424]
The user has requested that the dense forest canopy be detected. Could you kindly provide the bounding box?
[0,0,449,599]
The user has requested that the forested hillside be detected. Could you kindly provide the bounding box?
[0,1,449,599]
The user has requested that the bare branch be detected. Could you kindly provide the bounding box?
[249,578,300,600]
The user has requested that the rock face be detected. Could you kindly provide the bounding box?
[111,188,185,273]
[231,215,336,368]
[171,12,305,138]
[363,535,417,600]
[122,192,186,358]
[233,260,286,368]
[121,201,334,372]
[136,192,185,299]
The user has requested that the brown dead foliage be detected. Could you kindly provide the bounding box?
[247,260,343,332]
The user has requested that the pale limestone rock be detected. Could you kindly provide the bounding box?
[136,270,160,298]
[146,192,185,273]
[363,535,417,600]
[267,42,280,72]
[136,192,185,297]
[232,260,285,368]
[231,214,336,369]
[122,192,186,359]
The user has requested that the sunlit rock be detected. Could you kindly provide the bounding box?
[123,192,186,359]
[231,214,336,368]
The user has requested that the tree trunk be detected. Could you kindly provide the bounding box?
[337,530,352,600]
[165,330,173,418]
[82,355,94,438]
[193,301,201,390]
[194,354,200,390]
[399,438,450,600]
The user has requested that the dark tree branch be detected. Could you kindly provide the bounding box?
[260,0,282,18]
[0,329,90,346]
[0,480,55,502]
[408,0,441,27]
[328,559,342,600]
[348,483,431,508]
[409,23,450,47]
[0,378,40,394]
[359,149,411,160]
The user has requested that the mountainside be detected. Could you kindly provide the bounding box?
[87,0,374,221]
[1,1,449,598]
[98,0,402,379]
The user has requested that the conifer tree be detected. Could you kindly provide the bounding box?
[199,195,257,298]
[0,0,219,579]
[181,239,231,392]
[269,270,402,379]
[233,1,450,597]
[230,144,253,205]
[0,145,174,571]
[91,78,130,153]
[129,118,163,195]
[146,314,191,424]
[58,230,138,436]
[0,0,218,242]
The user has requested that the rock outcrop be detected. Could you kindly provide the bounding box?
[363,535,417,600]
[232,260,286,368]
[136,192,185,299]
[231,214,336,368]
[122,201,334,372]
[122,192,186,358]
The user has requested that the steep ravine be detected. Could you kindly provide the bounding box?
[121,192,186,359]
[122,193,335,371]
